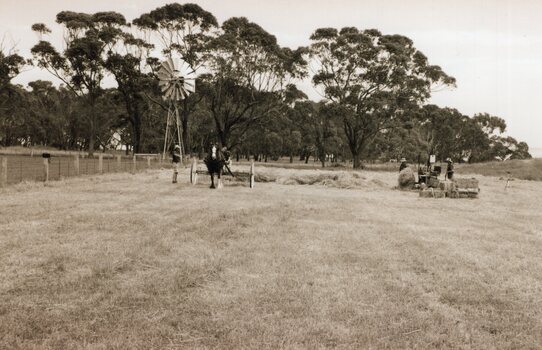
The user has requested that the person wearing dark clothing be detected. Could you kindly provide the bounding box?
[399,158,408,172]
[446,158,454,180]
[171,145,181,183]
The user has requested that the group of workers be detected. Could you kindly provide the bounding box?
[399,156,454,180]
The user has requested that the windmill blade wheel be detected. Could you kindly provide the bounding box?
[158,57,196,161]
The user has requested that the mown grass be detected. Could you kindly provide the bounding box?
[1,168,542,349]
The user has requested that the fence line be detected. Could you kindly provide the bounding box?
[0,154,169,187]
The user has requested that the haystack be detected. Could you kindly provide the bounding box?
[438,180,456,192]
[398,167,416,189]
[419,188,446,198]
[451,177,480,198]
[454,178,479,189]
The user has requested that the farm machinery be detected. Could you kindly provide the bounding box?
[414,155,480,198]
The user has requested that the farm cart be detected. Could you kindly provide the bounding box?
[190,159,255,188]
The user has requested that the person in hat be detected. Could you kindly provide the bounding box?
[399,157,408,172]
[171,144,181,183]
[445,158,454,180]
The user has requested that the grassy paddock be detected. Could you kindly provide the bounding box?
[235,158,542,181]
[1,166,542,349]
[456,158,542,181]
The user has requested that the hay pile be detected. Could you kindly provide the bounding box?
[398,168,416,189]
[454,178,479,189]
[252,168,389,189]
[419,188,446,198]
[418,177,480,199]
[438,180,456,192]
[450,177,480,198]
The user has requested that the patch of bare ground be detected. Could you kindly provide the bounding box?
[1,167,541,349]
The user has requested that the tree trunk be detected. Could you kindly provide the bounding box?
[87,99,96,157]
[125,98,142,154]
[88,131,95,157]
[133,121,141,154]
[352,152,362,169]
[131,103,142,154]
[289,153,293,163]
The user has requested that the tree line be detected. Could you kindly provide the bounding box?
[0,3,531,167]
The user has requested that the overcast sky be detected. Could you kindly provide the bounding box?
[2,0,541,149]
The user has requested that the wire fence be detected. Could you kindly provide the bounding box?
[0,154,169,187]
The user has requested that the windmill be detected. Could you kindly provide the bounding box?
[157,57,196,161]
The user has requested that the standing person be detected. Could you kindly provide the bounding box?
[171,145,181,183]
[399,158,408,172]
[446,158,454,180]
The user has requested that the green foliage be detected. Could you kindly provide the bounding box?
[201,17,307,148]
[133,3,217,66]
[31,10,129,154]
[309,26,456,168]
[31,23,51,35]
[0,51,26,89]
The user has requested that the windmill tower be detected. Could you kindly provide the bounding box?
[157,57,196,161]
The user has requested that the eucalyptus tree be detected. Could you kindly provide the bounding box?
[30,11,127,155]
[202,17,307,149]
[0,43,28,146]
[416,104,471,161]
[26,80,65,147]
[104,33,157,153]
[470,113,531,161]
[133,3,218,153]
[0,85,28,146]
[473,113,507,135]
[308,27,455,168]
[288,100,341,167]
[0,45,26,91]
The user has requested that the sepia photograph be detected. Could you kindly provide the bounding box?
[1,0,541,348]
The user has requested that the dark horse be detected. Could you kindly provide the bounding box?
[204,143,231,189]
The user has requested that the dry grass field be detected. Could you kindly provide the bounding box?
[1,165,541,349]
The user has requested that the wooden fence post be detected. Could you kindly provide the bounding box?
[0,157,7,188]
[43,158,49,182]
[132,155,136,174]
[74,155,80,176]
[116,155,121,171]
[98,154,103,174]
